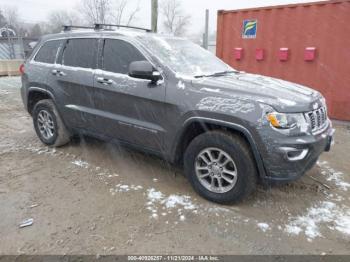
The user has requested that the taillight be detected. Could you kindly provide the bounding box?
[19,64,25,75]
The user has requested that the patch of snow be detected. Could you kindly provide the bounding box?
[25,145,58,156]
[200,87,221,93]
[177,80,186,90]
[147,188,164,201]
[318,161,350,191]
[335,212,350,235]
[326,172,350,191]
[145,189,197,221]
[284,225,302,235]
[72,160,89,168]
[197,97,255,114]
[162,195,197,210]
[257,223,270,232]
[0,90,10,95]
[285,201,350,240]
[146,188,164,219]
[112,184,143,193]
[278,98,297,106]
[108,173,119,178]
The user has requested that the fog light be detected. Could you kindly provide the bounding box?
[279,147,309,161]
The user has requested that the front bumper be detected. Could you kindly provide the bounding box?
[260,121,334,183]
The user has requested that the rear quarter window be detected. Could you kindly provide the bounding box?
[62,38,98,69]
[34,40,61,64]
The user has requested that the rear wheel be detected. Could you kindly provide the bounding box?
[33,99,71,147]
[184,131,257,204]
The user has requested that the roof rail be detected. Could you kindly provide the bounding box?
[94,23,152,32]
[62,25,96,32]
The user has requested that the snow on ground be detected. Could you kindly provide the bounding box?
[283,162,350,241]
[16,140,350,241]
[285,201,350,241]
[0,76,21,89]
[257,223,270,232]
[318,161,350,191]
[335,212,350,235]
[162,194,197,210]
[145,188,197,221]
[0,90,10,95]
[110,184,143,194]
[72,159,89,168]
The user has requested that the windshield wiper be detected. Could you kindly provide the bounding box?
[194,70,238,78]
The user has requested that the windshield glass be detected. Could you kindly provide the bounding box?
[137,36,235,77]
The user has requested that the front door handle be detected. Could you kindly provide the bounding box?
[96,77,113,85]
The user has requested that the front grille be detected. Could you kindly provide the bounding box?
[305,106,328,134]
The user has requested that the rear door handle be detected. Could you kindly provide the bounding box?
[51,69,66,76]
[96,77,113,85]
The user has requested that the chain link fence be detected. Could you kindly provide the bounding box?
[0,37,38,76]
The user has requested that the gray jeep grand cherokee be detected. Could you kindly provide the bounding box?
[20,25,334,204]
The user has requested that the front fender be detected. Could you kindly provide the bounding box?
[171,116,267,180]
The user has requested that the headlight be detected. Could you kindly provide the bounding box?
[267,112,306,129]
[320,96,327,108]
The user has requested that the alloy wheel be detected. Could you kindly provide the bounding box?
[195,147,238,193]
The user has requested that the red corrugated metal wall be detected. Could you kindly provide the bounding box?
[216,0,350,121]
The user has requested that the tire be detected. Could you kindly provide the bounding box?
[184,131,257,204]
[32,99,71,147]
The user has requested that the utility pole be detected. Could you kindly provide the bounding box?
[203,9,209,49]
[151,0,158,33]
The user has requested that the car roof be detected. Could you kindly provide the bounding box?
[41,29,177,42]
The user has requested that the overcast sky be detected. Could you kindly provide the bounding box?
[0,0,321,34]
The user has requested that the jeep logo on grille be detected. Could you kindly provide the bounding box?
[313,103,319,110]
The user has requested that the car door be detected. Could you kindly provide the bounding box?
[93,38,166,152]
[46,37,99,131]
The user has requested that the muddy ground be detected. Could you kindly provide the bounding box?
[0,76,349,255]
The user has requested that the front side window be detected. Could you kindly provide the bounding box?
[102,39,146,74]
[62,38,98,69]
[34,40,61,64]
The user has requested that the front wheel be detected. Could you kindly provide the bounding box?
[33,99,71,147]
[184,131,257,204]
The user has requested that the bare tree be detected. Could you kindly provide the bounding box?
[112,0,141,26]
[0,9,6,28]
[29,24,42,38]
[79,0,111,24]
[47,10,82,33]
[160,0,190,36]
[3,7,20,31]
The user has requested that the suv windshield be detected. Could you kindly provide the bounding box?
[137,36,236,77]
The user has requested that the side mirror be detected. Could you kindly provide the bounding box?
[129,61,161,83]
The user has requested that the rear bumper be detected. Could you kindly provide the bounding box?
[261,122,334,184]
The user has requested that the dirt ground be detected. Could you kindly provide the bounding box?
[0,76,350,255]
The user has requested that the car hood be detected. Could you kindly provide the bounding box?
[191,73,323,113]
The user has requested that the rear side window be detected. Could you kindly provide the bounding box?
[34,40,61,64]
[62,38,98,69]
[102,39,145,74]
